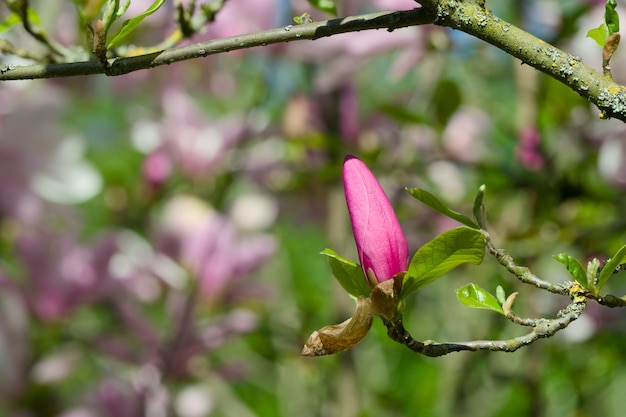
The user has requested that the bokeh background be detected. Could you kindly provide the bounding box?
[2,0,626,416]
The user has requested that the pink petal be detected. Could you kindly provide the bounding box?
[343,155,408,283]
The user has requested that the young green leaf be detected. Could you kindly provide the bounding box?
[402,227,485,298]
[306,0,337,16]
[107,0,167,49]
[102,0,120,36]
[596,244,626,293]
[0,8,40,33]
[606,0,620,35]
[116,0,131,20]
[496,285,506,304]
[587,23,608,47]
[587,258,601,293]
[406,188,478,229]
[456,283,504,314]
[321,248,371,298]
[553,253,588,288]
[0,12,21,32]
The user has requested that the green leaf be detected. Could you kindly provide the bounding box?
[496,285,506,304]
[102,0,120,36]
[306,0,337,16]
[402,227,485,298]
[457,283,504,314]
[116,0,131,19]
[553,253,588,288]
[406,188,478,229]
[0,12,21,32]
[587,258,601,293]
[321,248,371,298]
[0,8,40,33]
[606,0,620,35]
[107,0,166,49]
[587,23,608,47]
[596,244,626,293]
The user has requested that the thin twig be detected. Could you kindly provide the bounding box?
[483,231,569,296]
[17,0,69,59]
[383,298,586,356]
[585,292,626,308]
[0,8,435,79]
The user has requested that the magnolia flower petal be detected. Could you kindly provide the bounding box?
[343,155,408,283]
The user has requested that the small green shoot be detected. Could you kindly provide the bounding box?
[587,0,620,47]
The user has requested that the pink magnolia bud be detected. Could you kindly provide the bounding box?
[343,155,408,285]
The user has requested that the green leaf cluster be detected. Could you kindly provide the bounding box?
[404,186,505,312]
[554,244,626,295]
[587,0,620,47]
[107,0,165,49]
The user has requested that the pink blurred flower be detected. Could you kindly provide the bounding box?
[142,148,172,186]
[138,87,249,179]
[181,214,276,299]
[288,27,426,86]
[96,378,147,417]
[11,231,118,321]
[158,195,276,300]
[0,84,67,223]
[374,0,420,9]
[205,0,278,39]
[516,127,545,171]
[343,155,408,284]
[442,107,490,163]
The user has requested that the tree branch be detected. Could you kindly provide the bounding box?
[483,231,569,296]
[2,1,626,121]
[0,8,436,80]
[383,296,586,356]
[429,0,626,121]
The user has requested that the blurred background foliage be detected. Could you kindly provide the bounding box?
[2,0,626,416]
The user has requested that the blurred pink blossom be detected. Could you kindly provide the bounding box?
[158,195,276,300]
[374,0,420,9]
[442,107,490,164]
[10,231,118,321]
[139,87,249,179]
[142,148,173,186]
[287,27,426,88]
[0,84,67,223]
[96,378,147,417]
[516,127,545,171]
[203,0,278,39]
